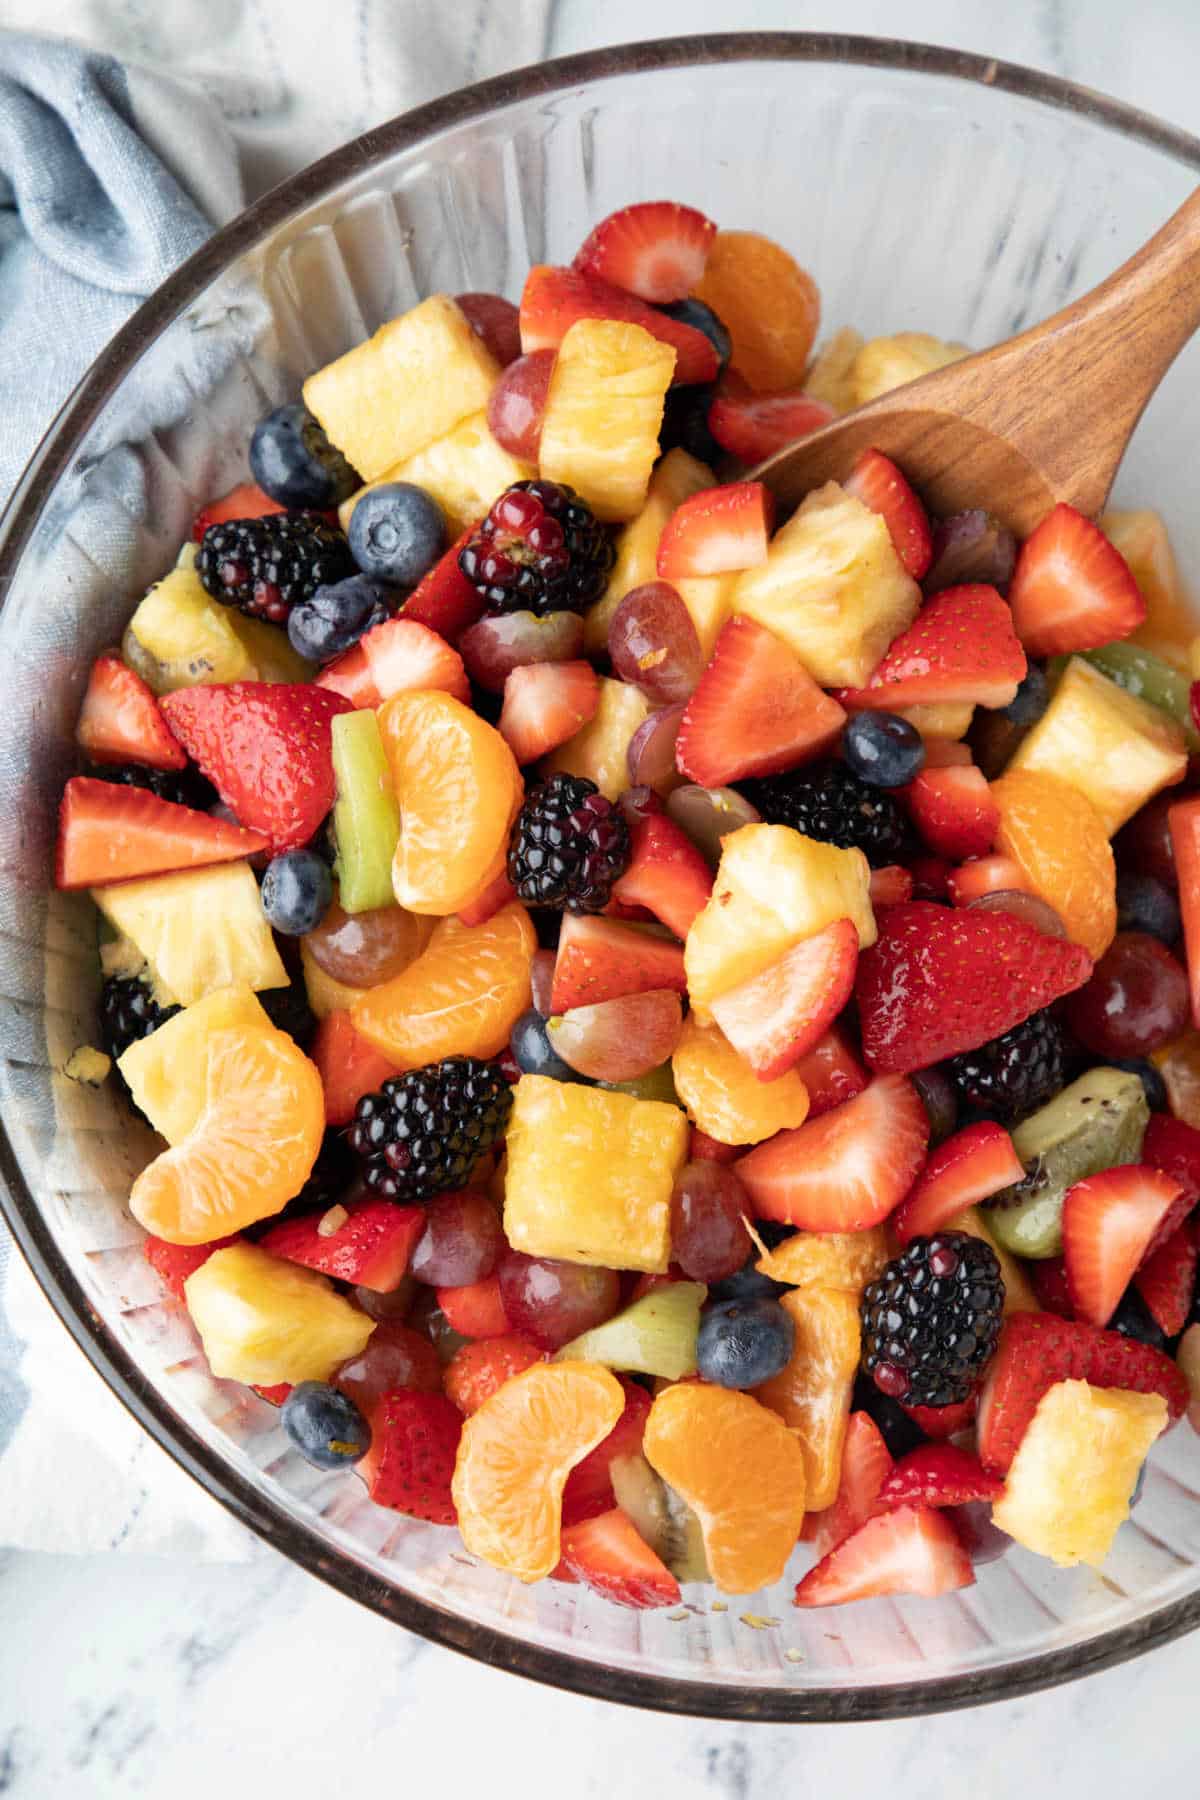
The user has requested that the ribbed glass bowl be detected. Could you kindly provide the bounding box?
[3,34,1200,1720]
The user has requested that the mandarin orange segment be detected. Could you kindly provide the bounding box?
[753,1286,860,1510]
[991,766,1116,961]
[129,1026,324,1245]
[671,1012,809,1146]
[350,901,536,1066]
[378,690,522,915]
[755,1227,891,1297]
[452,1359,624,1580]
[691,231,820,392]
[642,1383,806,1592]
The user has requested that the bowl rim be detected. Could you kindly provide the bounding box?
[5,30,1200,1722]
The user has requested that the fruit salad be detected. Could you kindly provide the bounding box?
[56,197,1200,1613]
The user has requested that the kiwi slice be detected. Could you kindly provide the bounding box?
[609,1452,710,1584]
[330,709,401,913]
[598,1062,680,1105]
[984,1066,1149,1259]
[1079,642,1200,751]
[556,1282,704,1380]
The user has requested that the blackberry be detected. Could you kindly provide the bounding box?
[861,1231,1005,1408]
[738,760,907,868]
[348,1057,512,1201]
[99,974,179,1062]
[458,481,614,618]
[258,979,317,1051]
[507,772,630,912]
[944,1008,1066,1124]
[91,762,218,811]
[197,513,355,626]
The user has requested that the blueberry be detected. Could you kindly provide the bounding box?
[509,1007,593,1084]
[659,383,721,465]
[261,849,333,936]
[287,573,393,664]
[707,1251,789,1306]
[842,711,925,788]
[1108,1286,1169,1352]
[348,482,445,586]
[249,402,359,509]
[1116,872,1181,945]
[851,1372,928,1459]
[281,1381,371,1470]
[696,1297,795,1388]
[1000,665,1049,727]
[1106,1056,1168,1113]
[658,298,732,371]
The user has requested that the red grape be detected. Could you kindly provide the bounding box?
[670,1161,752,1282]
[410,1189,503,1287]
[406,1286,472,1362]
[608,582,704,704]
[497,1251,621,1350]
[530,948,556,1017]
[353,1274,415,1322]
[547,990,684,1082]
[459,608,584,692]
[456,291,521,366]
[1065,930,1190,1058]
[924,510,1017,594]
[333,1322,442,1410]
[627,705,686,792]
[486,350,554,459]
[305,900,428,986]
[666,783,760,866]
[1115,792,1179,890]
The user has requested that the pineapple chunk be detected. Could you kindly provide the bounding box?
[538,319,675,523]
[503,1074,688,1273]
[753,1286,860,1509]
[1102,508,1192,670]
[123,565,256,695]
[119,986,270,1143]
[686,824,876,1010]
[899,701,975,741]
[340,412,534,539]
[733,482,920,688]
[1011,656,1188,835]
[803,326,865,414]
[991,1380,1166,1567]
[185,1242,374,1385]
[586,447,714,653]
[303,295,500,481]
[542,675,650,801]
[227,613,315,685]
[92,862,288,1006]
[675,574,737,664]
[850,330,969,407]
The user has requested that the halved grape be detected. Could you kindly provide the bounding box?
[548,990,684,1082]
[459,609,585,692]
[410,1190,504,1287]
[455,292,521,366]
[966,890,1068,938]
[333,1321,442,1409]
[608,582,704,704]
[486,350,555,459]
[670,1161,752,1282]
[353,1274,415,1323]
[925,510,1017,594]
[530,948,557,1017]
[497,1251,621,1351]
[305,899,429,986]
[627,705,687,792]
[666,784,760,866]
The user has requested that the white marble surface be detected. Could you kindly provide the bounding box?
[5,1,1200,1793]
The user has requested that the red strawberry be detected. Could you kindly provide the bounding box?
[76,654,187,771]
[656,482,774,580]
[903,764,999,861]
[359,1389,462,1523]
[253,1383,293,1406]
[877,1443,1004,1509]
[675,616,846,787]
[519,265,719,386]
[805,1412,893,1558]
[399,524,485,642]
[976,1310,1188,1473]
[55,776,267,890]
[899,1395,978,1439]
[737,1074,928,1231]
[868,865,914,908]
[791,1027,869,1118]
[436,1274,511,1339]
[1030,1257,1075,1319]
[892,1121,1024,1245]
[1062,1165,1185,1327]
[855,901,1092,1074]
[457,868,519,928]
[1144,1111,1200,1206]
[1008,502,1146,659]
[498,660,599,764]
[708,918,859,1080]
[794,1504,973,1606]
[160,682,353,855]
[310,1010,400,1127]
[259,1199,425,1294]
[843,448,933,580]
[143,1233,237,1300]
[559,1507,682,1610]
[562,1378,653,1525]
[1135,1223,1198,1338]
[573,200,717,303]
[191,481,286,542]
[360,617,470,704]
[610,811,713,939]
[1168,798,1200,1030]
[551,913,686,1012]
[688,1127,742,1164]
[707,375,835,464]
[910,855,952,900]
[946,855,1029,907]
[315,641,380,707]
[443,1334,544,1416]
[838,585,1026,711]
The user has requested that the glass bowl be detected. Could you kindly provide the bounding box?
[3,34,1200,1722]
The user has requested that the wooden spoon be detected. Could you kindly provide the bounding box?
[755,187,1200,535]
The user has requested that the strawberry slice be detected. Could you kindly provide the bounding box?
[315,641,380,707]
[737,1074,928,1231]
[143,1233,238,1300]
[945,854,1030,907]
[443,1334,545,1415]
[359,1389,462,1523]
[656,482,774,580]
[310,1010,400,1128]
[1009,502,1146,659]
[843,448,933,580]
[1168,797,1200,1030]
[1063,1164,1185,1327]
[519,265,719,387]
[253,1383,293,1407]
[976,1310,1188,1474]
[794,1503,973,1606]
[805,1411,893,1558]
[1030,1257,1075,1319]
[1144,1112,1200,1206]
[868,865,914,908]
[360,617,470,705]
[573,200,717,304]
[399,524,485,642]
[559,1507,682,1609]
[856,901,1093,1074]
[160,682,353,855]
[1135,1223,1198,1338]
[877,1443,1004,1509]
[457,867,519,928]
[562,1378,652,1525]
[707,374,835,464]
[436,1274,511,1339]
[838,585,1026,712]
[191,481,286,543]
[610,810,713,939]
[550,913,686,1012]
[259,1199,425,1294]
[76,654,187,771]
[892,1121,1024,1245]
[55,775,268,889]
[899,1395,978,1439]
[903,764,999,861]
[498,660,600,764]
[792,1026,869,1118]
[708,918,859,1080]
[675,616,846,788]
